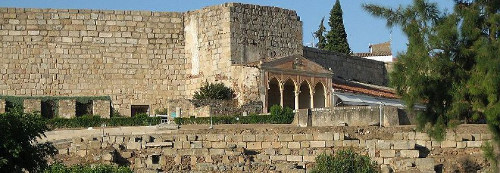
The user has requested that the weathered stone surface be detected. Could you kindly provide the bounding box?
[310,141,326,148]
[380,150,396,158]
[377,140,391,149]
[145,142,173,148]
[400,150,419,158]
[466,141,482,148]
[415,158,435,171]
[313,133,333,141]
[93,100,110,118]
[288,142,301,149]
[393,141,415,150]
[440,141,456,148]
[23,99,41,113]
[58,100,76,118]
[286,155,302,162]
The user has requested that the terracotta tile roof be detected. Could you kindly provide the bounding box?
[332,78,399,99]
[354,41,392,57]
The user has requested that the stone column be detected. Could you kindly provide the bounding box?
[310,91,315,109]
[93,100,111,118]
[23,99,41,113]
[279,88,284,107]
[294,90,300,110]
[0,99,5,114]
[58,100,76,118]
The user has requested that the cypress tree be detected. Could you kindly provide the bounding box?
[314,17,327,49]
[325,0,351,54]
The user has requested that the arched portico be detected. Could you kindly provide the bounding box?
[261,55,333,113]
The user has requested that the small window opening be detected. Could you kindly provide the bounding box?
[76,100,93,117]
[41,100,56,119]
[131,105,149,117]
[152,155,160,164]
[135,137,142,142]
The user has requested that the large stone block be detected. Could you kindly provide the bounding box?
[247,142,262,150]
[93,100,110,118]
[23,99,41,113]
[440,141,456,148]
[415,158,435,171]
[313,133,333,141]
[278,134,293,142]
[393,141,415,150]
[400,150,419,158]
[310,141,326,148]
[58,100,76,118]
[288,142,300,149]
[380,150,395,158]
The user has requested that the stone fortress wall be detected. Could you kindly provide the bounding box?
[0,7,186,116]
[0,3,303,117]
[304,47,389,86]
[46,125,492,172]
[0,3,388,117]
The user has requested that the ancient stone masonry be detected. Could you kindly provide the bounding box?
[303,47,389,86]
[23,99,41,113]
[48,125,493,172]
[0,3,305,116]
[93,100,111,118]
[58,99,75,118]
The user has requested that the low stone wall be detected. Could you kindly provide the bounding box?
[48,125,492,172]
[23,99,41,113]
[58,100,76,118]
[298,106,412,127]
[166,99,263,118]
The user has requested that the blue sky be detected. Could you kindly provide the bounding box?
[0,0,454,55]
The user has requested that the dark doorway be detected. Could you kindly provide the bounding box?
[131,105,149,117]
[41,100,56,119]
[5,100,18,113]
[76,101,93,117]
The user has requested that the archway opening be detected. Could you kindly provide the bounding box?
[299,81,311,109]
[267,78,281,111]
[283,79,296,110]
[313,82,326,108]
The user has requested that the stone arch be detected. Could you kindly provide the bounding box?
[282,79,296,110]
[298,81,311,109]
[267,77,281,111]
[313,82,326,108]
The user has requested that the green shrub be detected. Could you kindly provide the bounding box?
[193,82,234,100]
[270,105,294,124]
[44,163,132,173]
[46,114,161,129]
[311,150,379,173]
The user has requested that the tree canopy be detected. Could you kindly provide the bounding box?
[0,109,56,172]
[363,0,500,143]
